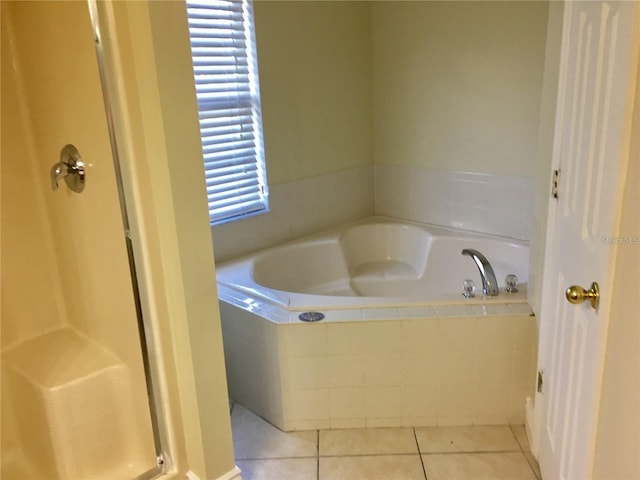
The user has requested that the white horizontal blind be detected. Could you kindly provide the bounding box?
[186,0,268,225]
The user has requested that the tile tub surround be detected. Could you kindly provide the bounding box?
[374,165,534,241]
[231,403,542,480]
[211,165,533,262]
[220,300,537,432]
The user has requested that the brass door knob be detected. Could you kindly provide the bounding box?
[566,282,600,310]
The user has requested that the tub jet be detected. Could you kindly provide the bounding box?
[298,312,325,322]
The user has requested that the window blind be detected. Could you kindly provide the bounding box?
[186,0,268,225]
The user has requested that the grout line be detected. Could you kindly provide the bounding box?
[235,455,319,461]
[237,450,528,462]
[522,451,541,480]
[316,430,320,480]
[521,450,542,480]
[320,453,436,459]
[236,446,524,461]
[278,452,426,460]
[509,424,540,479]
[420,449,524,456]
[240,453,426,460]
[525,457,542,480]
[413,427,429,480]
[509,424,524,451]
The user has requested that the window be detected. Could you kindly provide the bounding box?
[186,0,268,225]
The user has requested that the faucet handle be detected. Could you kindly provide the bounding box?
[50,162,67,191]
[505,274,519,293]
[462,279,476,298]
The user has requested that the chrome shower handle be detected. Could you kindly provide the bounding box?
[50,144,85,193]
[50,162,68,190]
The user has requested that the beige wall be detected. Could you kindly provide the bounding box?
[254,1,549,182]
[593,48,640,480]
[372,1,548,177]
[254,1,373,184]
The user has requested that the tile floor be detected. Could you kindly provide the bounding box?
[230,402,542,480]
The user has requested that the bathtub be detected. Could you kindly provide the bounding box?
[217,218,529,310]
[217,218,538,431]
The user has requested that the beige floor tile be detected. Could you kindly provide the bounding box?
[423,452,536,479]
[415,425,520,453]
[231,404,317,459]
[319,427,418,456]
[237,458,317,480]
[319,455,426,480]
[510,425,531,451]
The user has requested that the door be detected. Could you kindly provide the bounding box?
[536,2,639,479]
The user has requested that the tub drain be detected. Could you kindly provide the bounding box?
[298,312,325,322]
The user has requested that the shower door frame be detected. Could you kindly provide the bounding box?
[87,1,170,478]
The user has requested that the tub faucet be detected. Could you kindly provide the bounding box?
[461,249,499,296]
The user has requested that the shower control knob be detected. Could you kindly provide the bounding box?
[50,144,85,193]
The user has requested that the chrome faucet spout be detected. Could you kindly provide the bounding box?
[461,248,499,296]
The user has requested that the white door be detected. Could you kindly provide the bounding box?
[536,2,639,479]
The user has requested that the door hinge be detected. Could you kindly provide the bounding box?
[551,169,560,199]
[537,369,545,393]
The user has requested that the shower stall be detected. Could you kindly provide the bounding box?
[1,0,255,478]
[1,1,162,478]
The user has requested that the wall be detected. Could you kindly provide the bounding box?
[0,4,65,350]
[255,1,373,184]
[372,1,548,175]
[593,43,640,480]
[212,2,550,261]
[211,1,374,261]
[372,1,549,240]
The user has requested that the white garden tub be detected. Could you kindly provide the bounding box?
[216,217,529,311]
[216,218,537,431]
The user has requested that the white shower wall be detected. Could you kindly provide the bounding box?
[375,165,534,241]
